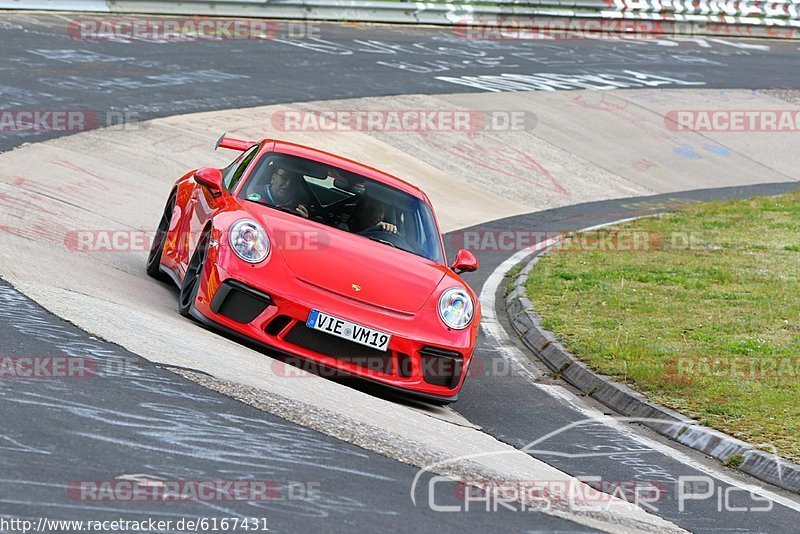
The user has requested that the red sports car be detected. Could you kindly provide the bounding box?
[147,135,480,402]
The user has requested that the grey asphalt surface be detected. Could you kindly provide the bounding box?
[454,184,800,533]
[1,12,800,534]
[0,280,593,533]
[3,12,800,152]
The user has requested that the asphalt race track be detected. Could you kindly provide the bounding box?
[1,12,800,533]
[0,279,596,533]
[3,13,800,152]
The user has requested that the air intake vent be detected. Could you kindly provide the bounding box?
[266,315,292,336]
[210,281,272,324]
[396,353,412,378]
[419,346,462,389]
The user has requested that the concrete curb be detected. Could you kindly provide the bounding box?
[505,253,800,494]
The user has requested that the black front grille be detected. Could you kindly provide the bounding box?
[265,315,292,336]
[396,353,412,378]
[284,323,393,374]
[419,346,463,389]
[210,281,272,324]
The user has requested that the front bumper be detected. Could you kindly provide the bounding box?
[189,304,463,403]
[191,250,477,401]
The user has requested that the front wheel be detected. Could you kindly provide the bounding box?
[146,193,176,281]
[179,230,210,318]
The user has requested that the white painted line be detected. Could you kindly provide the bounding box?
[537,384,800,513]
[479,217,800,513]
[479,218,639,387]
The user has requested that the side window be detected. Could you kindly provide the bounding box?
[221,156,242,187]
[223,146,260,192]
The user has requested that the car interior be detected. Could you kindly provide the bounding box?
[238,153,445,263]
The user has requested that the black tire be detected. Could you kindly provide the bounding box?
[179,230,210,318]
[146,193,176,281]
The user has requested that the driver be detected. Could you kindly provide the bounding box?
[349,196,397,234]
[264,167,309,218]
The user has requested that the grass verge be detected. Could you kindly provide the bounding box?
[525,191,800,462]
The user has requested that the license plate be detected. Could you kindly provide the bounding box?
[306,310,391,351]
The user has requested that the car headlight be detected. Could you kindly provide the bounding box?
[438,288,474,330]
[229,219,270,263]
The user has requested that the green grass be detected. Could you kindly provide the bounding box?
[526,191,800,463]
[725,454,745,468]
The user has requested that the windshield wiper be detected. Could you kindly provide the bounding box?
[266,204,304,217]
[367,236,396,248]
[365,236,417,256]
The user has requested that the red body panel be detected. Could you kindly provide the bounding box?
[157,140,480,400]
[267,208,445,314]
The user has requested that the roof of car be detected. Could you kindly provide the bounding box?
[267,140,427,201]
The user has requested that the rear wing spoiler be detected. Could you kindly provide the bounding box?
[215,132,259,152]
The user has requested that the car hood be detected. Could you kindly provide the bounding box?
[252,207,447,314]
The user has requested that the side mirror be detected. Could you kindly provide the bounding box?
[452,249,479,274]
[194,167,224,192]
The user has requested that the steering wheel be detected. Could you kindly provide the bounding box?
[283,197,323,221]
[290,178,324,219]
[360,225,412,251]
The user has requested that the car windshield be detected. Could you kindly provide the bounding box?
[238,153,445,263]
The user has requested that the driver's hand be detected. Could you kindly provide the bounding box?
[296,205,309,218]
[378,221,397,233]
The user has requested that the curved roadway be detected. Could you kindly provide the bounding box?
[1,13,800,533]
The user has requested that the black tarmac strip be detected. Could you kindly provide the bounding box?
[2,12,800,152]
[0,281,594,533]
[1,12,800,533]
[456,183,800,533]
